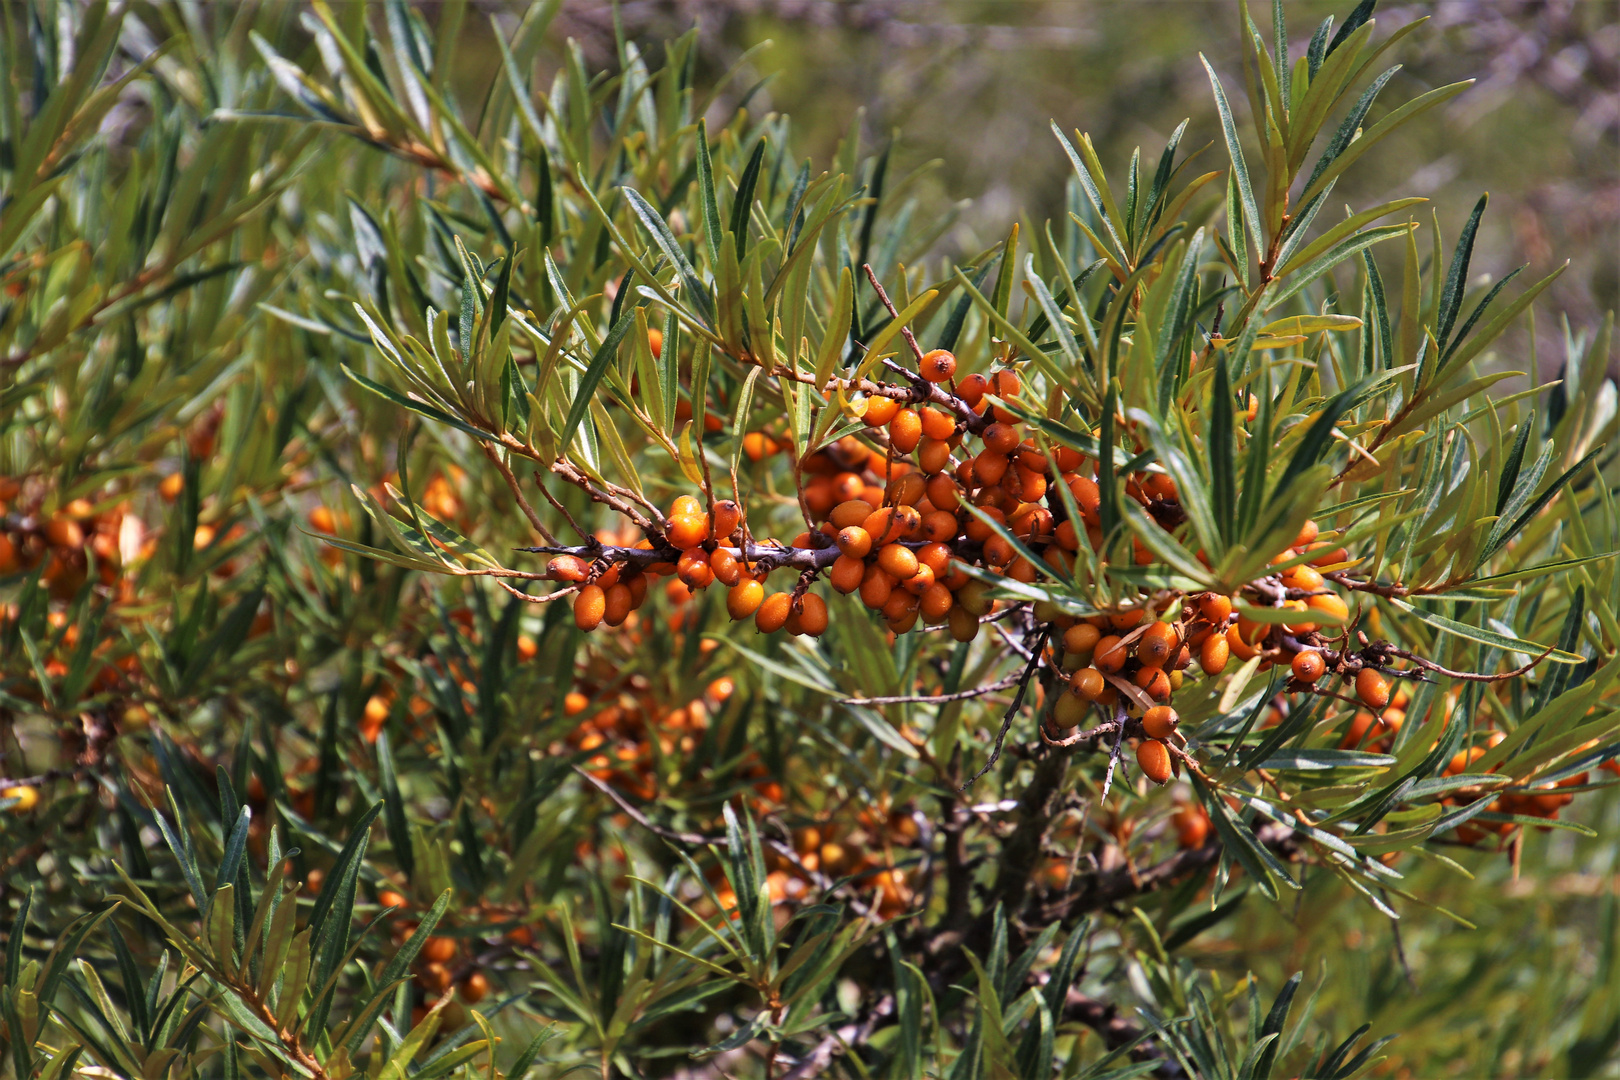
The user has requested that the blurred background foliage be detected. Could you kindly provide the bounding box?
[544,0,1618,377]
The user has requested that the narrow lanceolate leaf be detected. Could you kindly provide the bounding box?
[1387,599,1583,663]
[1435,194,1488,355]
[1201,55,1263,255]
[622,186,715,326]
[558,312,638,456]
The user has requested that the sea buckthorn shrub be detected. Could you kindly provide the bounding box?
[2,3,1619,1080]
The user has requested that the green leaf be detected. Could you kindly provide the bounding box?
[558,311,639,456]
[1387,598,1582,663]
[1201,54,1263,255]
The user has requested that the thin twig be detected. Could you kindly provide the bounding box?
[1389,644,1554,682]
[484,444,555,545]
[861,264,927,363]
[1100,706,1128,799]
[836,673,1023,707]
[961,626,1052,790]
[573,767,721,845]
[532,469,594,541]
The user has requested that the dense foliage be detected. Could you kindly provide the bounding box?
[2,2,1618,1079]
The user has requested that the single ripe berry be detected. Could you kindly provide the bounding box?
[574,584,606,631]
[797,593,830,636]
[3,786,39,813]
[1291,650,1326,684]
[956,372,990,405]
[423,936,457,963]
[1071,667,1106,701]
[1136,740,1173,784]
[830,554,865,593]
[877,543,920,580]
[712,500,742,538]
[982,422,1020,454]
[1198,592,1233,625]
[727,579,765,620]
[1142,705,1179,740]
[1135,665,1172,701]
[1199,634,1230,675]
[756,592,794,633]
[1136,622,1179,667]
[919,349,957,383]
[1093,634,1128,673]
[919,407,957,441]
[864,395,900,427]
[710,547,743,586]
[1294,519,1320,549]
[1355,668,1391,710]
[1063,622,1102,656]
[677,548,714,589]
[666,512,709,549]
[889,410,923,453]
[919,582,954,622]
[602,583,633,626]
[459,971,489,1004]
[836,526,873,559]
[548,554,590,582]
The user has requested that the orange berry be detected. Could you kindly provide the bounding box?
[956,372,990,405]
[1294,520,1320,549]
[860,564,895,609]
[423,936,457,963]
[710,547,743,586]
[1136,740,1173,784]
[918,437,952,474]
[830,554,865,593]
[1307,591,1349,624]
[919,407,956,442]
[665,513,709,549]
[549,554,590,582]
[920,349,957,383]
[1071,667,1106,701]
[603,583,633,626]
[796,593,830,637]
[756,592,793,633]
[459,971,489,1004]
[830,499,876,529]
[1355,668,1391,710]
[1200,634,1230,675]
[1198,593,1233,625]
[1136,622,1179,667]
[1291,650,1326,684]
[1172,806,1210,848]
[836,526,873,559]
[1094,635,1128,673]
[378,890,408,910]
[982,535,1015,567]
[712,500,741,538]
[45,517,84,549]
[1142,705,1179,740]
[1069,475,1101,524]
[864,396,900,427]
[877,544,919,580]
[676,548,714,589]
[727,579,765,620]
[919,582,954,622]
[1064,623,1102,655]
[982,423,1019,454]
[947,604,980,642]
[574,585,606,631]
[889,410,923,453]
[1134,665,1171,701]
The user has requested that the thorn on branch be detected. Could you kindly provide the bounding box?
[961,625,1052,791]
